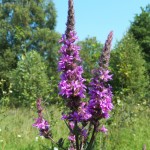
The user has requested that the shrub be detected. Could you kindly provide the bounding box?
[110,33,149,103]
[9,51,50,106]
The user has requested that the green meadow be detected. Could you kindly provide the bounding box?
[0,105,149,150]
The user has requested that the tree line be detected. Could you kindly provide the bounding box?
[0,0,149,106]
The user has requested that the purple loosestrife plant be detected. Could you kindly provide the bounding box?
[33,0,113,150]
[33,98,51,138]
[86,32,113,149]
[58,1,91,149]
[88,31,113,121]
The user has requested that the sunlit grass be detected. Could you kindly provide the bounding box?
[0,105,149,150]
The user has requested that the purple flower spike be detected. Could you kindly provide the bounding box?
[33,118,50,130]
[68,134,75,142]
[58,31,86,102]
[88,32,113,122]
[33,98,50,138]
[100,125,108,134]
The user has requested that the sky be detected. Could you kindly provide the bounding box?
[50,0,150,47]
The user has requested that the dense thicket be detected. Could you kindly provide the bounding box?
[110,33,149,103]
[0,0,60,102]
[78,37,103,83]
[129,4,150,73]
[0,2,149,106]
[9,51,50,106]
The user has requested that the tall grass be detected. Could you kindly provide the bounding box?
[0,104,149,150]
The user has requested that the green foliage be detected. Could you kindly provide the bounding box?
[30,28,60,74]
[9,51,50,106]
[110,33,149,103]
[129,4,150,72]
[0,0,60,102]
[78,37,103,83]
[0,106,69,150]
[0,49,17,99]
[0,105,149,150]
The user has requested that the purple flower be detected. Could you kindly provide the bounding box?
[100,125,108,134]
[58,31,86,101]
[88,32,113,121]
[69,121,75,130]
[63,102,92,122]
[68,134,75,142]
[33,118,50,130]
[33,99,50,137]
[78,102,92,121]
[81,129,88,139]
[100,70,112,82]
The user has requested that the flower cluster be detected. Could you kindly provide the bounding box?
[88,69,113,120]
[33,118,50,136]
[88,32,113,130]
[33,98,50,138]
[33,0,113,149]
[62,102,91,122]
[58,31,86,102]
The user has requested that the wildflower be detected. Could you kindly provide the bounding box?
[35,137,39,141]
[88,32,113,122]
[58,0,87,126]
[100,125,108,133]
[58,31,86,102]
[0,140,3,143]
[69,121,75,130]
[68,134,75,142]
[33,118,50,136]
[33,98,51,138]
[81,129,88,139]
[17,135,21,138]
[58,0,86,107]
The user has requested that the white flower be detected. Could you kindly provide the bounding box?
[2,91,6,94]
[17,135,21,138]
[9,90,13,93]
[40,136,44,140]
[54,147,58,150]
[35,137,39,141]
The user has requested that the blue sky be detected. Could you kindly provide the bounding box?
[51,0,149,46]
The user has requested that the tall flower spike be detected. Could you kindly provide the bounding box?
[58,0,87,147]
[99,31,113,69]
[37,98,43,118]
[58,0,86,110]
[65,0,75,38]
[88,31,113,122]
[33,98,50,138]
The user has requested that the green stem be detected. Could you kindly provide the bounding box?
[86,124,97,150]
[75,122,80,150]
[47,135,67,150]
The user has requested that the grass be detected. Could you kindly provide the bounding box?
[0,104,149,150]
[0,106,68,150]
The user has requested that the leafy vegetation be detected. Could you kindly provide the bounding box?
[0,0,149,149]
[9,51,50,106]
[0,105,149,150]
[0,0,60,100]
[129,4,150,73]
[110,33,149,104]
[78,37,103,82]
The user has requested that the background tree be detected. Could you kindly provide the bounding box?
[0,0,60,100]
[9,51,50,106]
[110,33,149,103]
[78,37,103,83]
[129,4,150,73]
